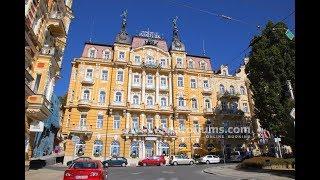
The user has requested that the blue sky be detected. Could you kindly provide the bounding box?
[55,0,295,96]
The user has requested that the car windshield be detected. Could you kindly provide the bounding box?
[72,162,98,169]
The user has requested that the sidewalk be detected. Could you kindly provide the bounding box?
[203,164,295,180]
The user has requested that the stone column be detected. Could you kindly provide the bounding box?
[169,73,173,105]
[140,113,145,129]
[142,71,146,103]
[141,140,145,159]
[155,140,159,156]
[126,112,131,129]
[128,68,132,104]
[155,113,160,128]
[156,71,160,105]
[169,115,174,130]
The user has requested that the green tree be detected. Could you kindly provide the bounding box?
[245,21,295,150]
[58,93,67,112]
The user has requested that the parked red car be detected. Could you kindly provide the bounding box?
[138,155,166,166]
[64,159,108,180]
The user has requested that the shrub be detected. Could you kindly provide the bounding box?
[237,157,295,169]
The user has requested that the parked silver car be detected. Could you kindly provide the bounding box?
[169,155,195,165]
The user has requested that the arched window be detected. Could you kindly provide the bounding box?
[132,115,139,131]
[205,99,211,109]
[130,141,139,158]
[110,141,120,157]
[219,84,225,94]
[192,98,198,109]
[188,60,194,68]
[229,86,235,94]
[93,140,103,157]
[115,92,122,102]
[178,97,185,107]
[83,90,90,100]
[179,143,187,148]
[158,142,170,156]
[147,96,153,106]
[132,95,139,105]
[160,97,167,107]
[75,140,86,156]
[99,91,106,103]
[240,86,246,95]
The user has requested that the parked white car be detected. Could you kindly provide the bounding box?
[199,155,220,164]
[169,155,195,166]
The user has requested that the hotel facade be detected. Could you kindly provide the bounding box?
[25,0,74,160]
[62,12,256,164]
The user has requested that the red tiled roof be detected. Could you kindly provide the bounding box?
[131,36,168,52]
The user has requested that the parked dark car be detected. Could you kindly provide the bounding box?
[102,157,128,167]
[66,157,92,166]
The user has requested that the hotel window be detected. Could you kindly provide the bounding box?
[115,92,122,102]
[146,117,153,130]
[203,80,209,88]
[160,77,167,87]
[99,91,106,103]
[132,115,139,131]
[243,103,248,113]
[110,141,120,156]
[219,84,225,94]
[147,96,153,106]
[33,74,41,93]
[132,95,139,105]
[80,114,87,127]
[189,60,194,68]
[240,86,246,95]
[89,49,96,58]
[160,116,167,129]
[205,99,211,109]
[160,59,166,67]
[179,119,185,131]
[192,98,198,109]
[93,140,103,157]
[119,51,125,59]
[101,70,108,81]
[117,70,123,82]
[147,75,153,85]
[133,74,140,84]
[193,121,200,133]
[97,114,103,128]
[86,69,93,79]
[146,56,154,64]
[178,77,184,87]
[134,56,141,63]
[200,62,206,70]
[113,115,121,129]
[229,85,235,94]
[160,97,167,107]
[83,90,90,100]
[178,97,185,107]
[177,58,183,67]
[190,79,196,88]
[103,50,110,59]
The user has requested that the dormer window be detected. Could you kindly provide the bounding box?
[160,59,166,67]
[103,50,110,59]
[200,62,206,70]
[177,58,183,67]
[222,70,227,76]
[189,60,194,69]
[88,48,96,58]
[134,56,141,63]
[119,52,125,59]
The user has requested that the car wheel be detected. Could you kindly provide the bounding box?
[122,163,126,167]
[143,163,147,166]
[206,160,210,164]
[190,161,194,165]
[173,161,178,166]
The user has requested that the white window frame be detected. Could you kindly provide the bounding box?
[101,70,108,81]
[147,75,153,85]
[134,55,141,64]
[80,114,87,127]
[219,84,225,93]
[146,116,153,130]
[132,95,139,105]
[230,86,235,94]
[160,77,167,87]
[92,140,103,157]
[88,48,97,58]
[178,97,185,107]
[160,59,166,67]
[99,91,106,103]
[178,76,184,87]
[146,96,153,106]
[85,69,93,79]
[83,90,90,100]
[192,98,198,109]
[205,99,211,109]
[97,114,104,128]
[243,103,248,113]
[160,97,167,107]
[110,141,120,156]
[179,119,185,131]
[191,79,196,88]
[103,50,111,60]
[113,115,121,129]
[160,116,167,129]
[193,121,199,133]
[203,80,209,88]
[189,60,194,69]
[132,115,139,131]
[200,61,206,70]
[133,74,140,84]
[115,92,122,102]
[119,51,125,60]
[240,86,246,95]
[117,70,124,82]
[177,58,183,67]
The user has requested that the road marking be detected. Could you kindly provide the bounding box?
[131,172,143,175]
[161,171,175,174]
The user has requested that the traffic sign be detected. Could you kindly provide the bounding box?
[71,136,80,144]
[290,108,295,119]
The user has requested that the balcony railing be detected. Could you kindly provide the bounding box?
[130,104,141,109]
[78,99,92,108]
[160,85,169,91]
[145,105,156,110]
[26,94,51,121]
[142,62,159,69]
[217,91,240,100]
[202,87,212,94]
[69,126,93,137]
[131,83,141,89]
[175,64,184,69]
[47,11,66,37]
[160,106,170,110]
[203,108,214,114]
[214,106,244,116]
[145,84,155,90]
[176,106,190,112]
[122,127,176,137]
[81,78,94,85]
[110,101,126,107]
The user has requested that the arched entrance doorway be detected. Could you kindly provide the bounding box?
[145,141,154,157]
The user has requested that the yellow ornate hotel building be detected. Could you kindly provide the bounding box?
[25,0,74,159]
[62,12,255,164]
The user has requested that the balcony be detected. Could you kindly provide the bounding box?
[47,12,66,37]
[122,127,176,138]
[69,126,93,137]
[159,106,170,111]
[145,84,156,91]
[131,83,141,89]
[81,78,94,85]
[217,91,240,101]
[203,108,214,115]
[214,106,244,116]
[142,62,159,69]
[175,64,185,72]
[202,87,212,94]
[40,46,61,69]
[26,94,52,121]
[145,105,156,110]
[129,104,141,109]
[160,85,169,92]
[175,106,190,113]
[110,101,126,107]
[77,99,92,108]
